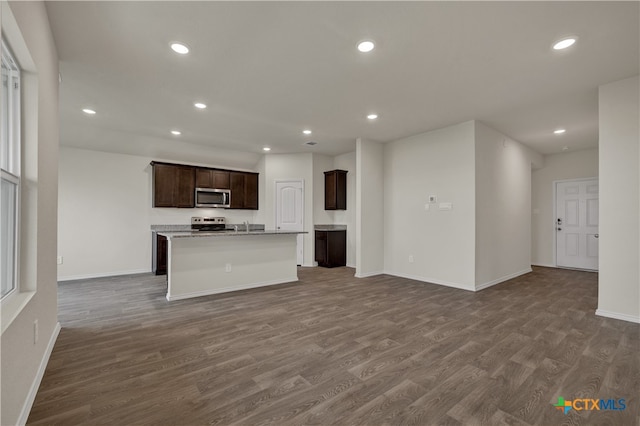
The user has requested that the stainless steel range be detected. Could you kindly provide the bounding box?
[191,217,226,232]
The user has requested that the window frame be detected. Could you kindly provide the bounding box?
[1,38,21,301]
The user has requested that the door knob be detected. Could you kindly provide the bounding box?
[595,234,599,238]
[557,227,562,231]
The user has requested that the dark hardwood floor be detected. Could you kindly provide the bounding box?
[28,267,639,425]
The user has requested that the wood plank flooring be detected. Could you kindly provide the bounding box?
[27,267,639,425]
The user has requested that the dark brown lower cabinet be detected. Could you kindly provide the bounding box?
[152,233,167,275]
[315,230,346,268]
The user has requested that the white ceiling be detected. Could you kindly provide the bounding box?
[46,1,639,161]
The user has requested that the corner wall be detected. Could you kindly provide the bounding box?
[474,122,536,289]
[382,122,476,289]
[1,2,60,424]
[597,75,640,323]
[356,138,384,277]
[333,151,356,267]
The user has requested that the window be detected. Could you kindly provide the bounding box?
[1,40,20,300]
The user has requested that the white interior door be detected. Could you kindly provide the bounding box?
[556,179,599,270]
[275,180,304,265]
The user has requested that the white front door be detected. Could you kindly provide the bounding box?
[556,179,599,270]
[275,180,304,265]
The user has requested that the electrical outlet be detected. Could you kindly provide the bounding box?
[34,319,39,344]
[225,263,232,273]
[408,255,414,263]
[57,256,63,265]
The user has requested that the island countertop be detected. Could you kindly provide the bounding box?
[158,230,306,239]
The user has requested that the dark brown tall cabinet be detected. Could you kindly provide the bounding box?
[315,230,347,268]
[152,162,195,208]
[324,169,348,210]
[230,172,259,209]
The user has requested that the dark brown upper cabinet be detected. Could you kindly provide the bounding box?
[153,162,195,208]
[196,168,230,189]
[152,162,257,210]
[324,170,347,210]
[230,171,259,209]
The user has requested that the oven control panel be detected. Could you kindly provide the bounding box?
[191,217,226,225]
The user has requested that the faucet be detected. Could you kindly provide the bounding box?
[244,220,250,233]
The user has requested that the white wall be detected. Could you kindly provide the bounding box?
[58,147,258,280]
[383,122,476,289]
[1,2,60,424]
[597,75,640,323]
[356,138,384,277]
[474,122,537,289]
[531,149,599,267]
[312,153,334,228]
[263,153,315,266]
[333,151,356,267]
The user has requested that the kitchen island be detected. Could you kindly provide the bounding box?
[157,230,305,301]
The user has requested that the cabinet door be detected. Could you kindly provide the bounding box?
[156,234,168,275]
[213,171,230,189]
[175,166,195,208]
[325,172,337,210]
[195,168,213,188]
[154,164,177,207]
[229,172,245,209]
[244,173,258,209]
[315,231,328,265]
[324,170,347,210]
[327,230,347,267]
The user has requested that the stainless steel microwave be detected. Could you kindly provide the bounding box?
[195,188,231,208]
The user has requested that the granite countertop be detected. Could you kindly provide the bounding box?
[314,224,347,231]
[157,230,307,239]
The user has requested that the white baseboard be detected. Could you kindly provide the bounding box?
[355,270,384,278]
[383,270,475,291]
[18,321,61,426]
[58,268,150,282]
[595,309,640,324]
[166,277,299,301]
[475,268,532,291]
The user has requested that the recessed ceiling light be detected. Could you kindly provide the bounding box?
[367,114,378,120]
[170,130,181,136]
[82,108,96,115]
[263,147,271,152]
[554,129,566,134]
[303,129,312,135]
[170,42,189,54]
[194,102,207,109]
[357,40,375,53]
[553,37,577,50]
